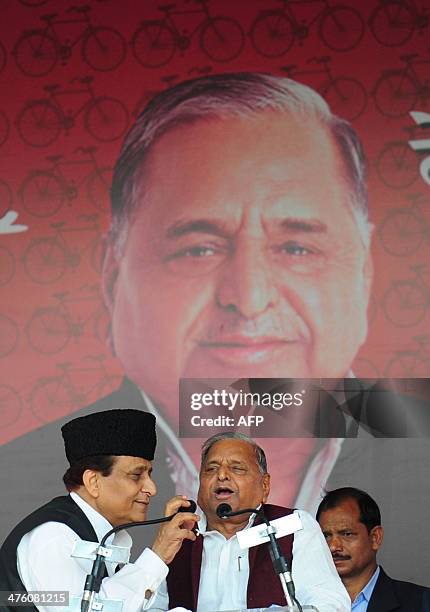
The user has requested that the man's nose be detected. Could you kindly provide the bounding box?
[216,242,278,318]
[143,476,157,497]
[328,535,343,554]
[217,465,231,481]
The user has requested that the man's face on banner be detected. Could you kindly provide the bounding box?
[104,112,372,413]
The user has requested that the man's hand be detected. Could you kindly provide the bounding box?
[152,496,199,564]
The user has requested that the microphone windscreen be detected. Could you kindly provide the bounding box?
[177,499,197,514]
[216,503,232,518]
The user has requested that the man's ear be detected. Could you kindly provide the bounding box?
[102,242,120,317]
[262,472,271,504]
[82,469,100,499]
[370,525,384,552]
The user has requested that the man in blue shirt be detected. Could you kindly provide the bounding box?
[316,487,428,612]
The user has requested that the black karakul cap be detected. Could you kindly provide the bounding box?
[61,409,157,465]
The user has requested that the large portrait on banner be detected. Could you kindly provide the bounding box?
[1,0,430,584]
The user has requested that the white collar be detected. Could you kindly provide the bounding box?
[198,507,259,538]
[70,491,132,548]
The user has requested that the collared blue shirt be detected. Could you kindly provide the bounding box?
[351,566,380,612]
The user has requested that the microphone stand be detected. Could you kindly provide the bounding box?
[81,502,196,612]
[217,504,303,612]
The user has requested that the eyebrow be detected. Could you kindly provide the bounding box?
[279,218,328,234]
[166,219,231,240]
[165,217,328,240]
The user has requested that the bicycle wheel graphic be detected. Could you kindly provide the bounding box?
[30,377,76,422]
[97,374,122,398]
[83,27,127,72]
[86,166,113,212]
[0,246,15,287]
[322,77,367,121]
[384,352,430,378]
[0,111,10,146]
[369,0,415,47]
[91,235,105,273]
[26,308,70,354]
[200,18,244,62]
[373,71,417,117]
[0,179,13,218]
[17,100,62,147]
[353,357,380,379]
[131,22,176,68]
[378,209,423,256]
[250,12,294,58]
[382,280,427,327]
[319,6,364,52]
[23,237,67,283]
[93,307,110,344]
[376,142,419,188]
[0,384,22,428]
[85,97,128,142]
[14,32,58,77]
[21,171,65,217]
[0,315,19,358]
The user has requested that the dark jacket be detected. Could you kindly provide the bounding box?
[167,503,295,611]
[367,567,428,612]
[0,496,99,612]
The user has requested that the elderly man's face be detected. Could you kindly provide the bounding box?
[197,438,270,529]
[104,113,372,414]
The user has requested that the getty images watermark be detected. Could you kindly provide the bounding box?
[179,378,430,438]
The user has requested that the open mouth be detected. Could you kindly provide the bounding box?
[214,486,235,499]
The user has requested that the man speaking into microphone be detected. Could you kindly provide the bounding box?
[149,432,349,612]
[0,409,198,612]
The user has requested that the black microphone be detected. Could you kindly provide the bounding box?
[81,500,197,612]
[178,499,197,513]
[214,503,302,611]
[216,503,232,518]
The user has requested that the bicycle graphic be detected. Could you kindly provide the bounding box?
[382,263,430,327]
[16,76,129,147]
[0,111,10,147]
[20,146,112,217]
[375,126,424,189]
[131,0,245,68]
[22,213,104,284]
[132,65,213,118]
[384,335,430,377]
[373,53,430,118]
[0,180,13,218]
[0,314,19,358]
[250,0,365,57]
[26,284,110,354]
[13,4,126,77]
[0,246,16,287]
[30,355,121,422]
[0,384,22,428]
[132,73,179,118]
[378,192,430,257]
[369,0,429,48]
[281,56,367,121]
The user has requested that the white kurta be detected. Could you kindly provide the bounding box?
[149,509,350,612]
[16,492,169,612]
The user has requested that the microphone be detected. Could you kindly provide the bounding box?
[178,499,197,513]
[214,503,302,611]
[216,503,232,518]
[81,500,197,612]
